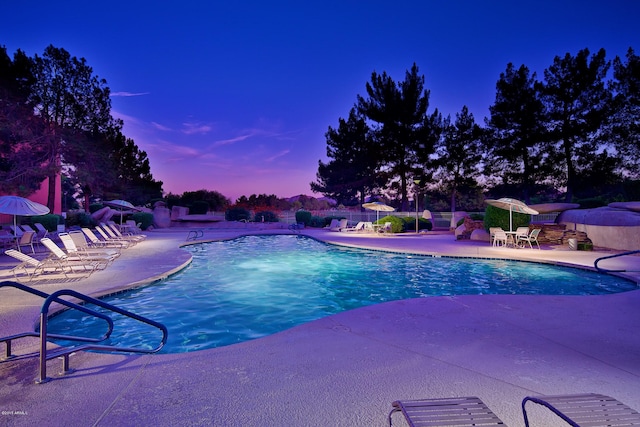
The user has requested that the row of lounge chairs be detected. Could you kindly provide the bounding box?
[326,219,393,234]
[389,393,640,426]
[3,222,146,282]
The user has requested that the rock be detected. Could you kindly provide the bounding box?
[153,207,171,228]
[557,207,640,226]
[528,202,580,214]
[470,228,490,242]
[608,201,640,212]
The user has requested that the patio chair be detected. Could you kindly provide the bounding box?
[389,396,505,426]
[492,229,508,247]
[522,393,640,427]
[107,221,146,240]
[489,227,502,246]
[15,230,36,254]
[517,228,541,249]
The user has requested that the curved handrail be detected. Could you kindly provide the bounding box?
[39,289,168,383]
[0,281,114,359]
[594,250,640,273]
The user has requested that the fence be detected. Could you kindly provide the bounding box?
[271,210,558,229]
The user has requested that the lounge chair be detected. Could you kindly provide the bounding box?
[389,396,505,426]
[107,221,146,240]
[82,227,130,249]
[99,223,142,245]
[378,221,393,234]
[40,238,103,273]
[341,221,373,233]
[58,233,118,265]
[69,230,121,257]
[329,219,348,232]
[517,228,541,249]
[34,223,49,240]
[3,249,63,280]
[93,226,133,248]
[522,393,640,427]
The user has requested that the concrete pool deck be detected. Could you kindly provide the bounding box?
[0,227,639,426]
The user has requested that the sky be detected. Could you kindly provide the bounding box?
[2,1,639,202]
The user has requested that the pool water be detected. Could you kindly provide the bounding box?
[47,235,637,353]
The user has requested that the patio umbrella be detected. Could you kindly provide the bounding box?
[104,199,139,224]
[0,195,50,230]
[362,201,395,222]
[485,198,539,232]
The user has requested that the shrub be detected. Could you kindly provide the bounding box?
[225,207,251,221]
[400,216,432,232]
[254,211,279,222]
[28,214,63,231]
[132,212,154,230]
[376,215,404,233]
[65,211,96,228]
[309,216,325,227]
[295,210,312,226]
[483,205,530,231]
[89,203,104,214]
[190,200,209,215]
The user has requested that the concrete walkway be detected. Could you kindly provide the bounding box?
[0,227,639,426]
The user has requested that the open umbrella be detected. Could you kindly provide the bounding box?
[485,197,539,232]
[362,201,395,222]
[0,195,50,231]
[104,199,139,224]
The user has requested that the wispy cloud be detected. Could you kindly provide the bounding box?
[212,132,256,146]
[182,122,213,135]
[151,121,172,132]
[110,91,150,97]
[265,149,290,162]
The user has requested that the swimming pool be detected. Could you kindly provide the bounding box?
[47,235,637,353]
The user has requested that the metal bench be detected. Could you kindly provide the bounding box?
[522,393,640,427]
[389,396,505,426]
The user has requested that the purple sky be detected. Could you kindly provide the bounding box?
[2,1,639,202]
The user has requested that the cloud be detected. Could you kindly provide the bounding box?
[212,132,256,146]
[110,91,150,97]
[182,122,213,135]
[265,149,290,162]
[151,121,172,132]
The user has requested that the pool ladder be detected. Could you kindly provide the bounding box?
[0,280,168,384]
[594,250,640,273]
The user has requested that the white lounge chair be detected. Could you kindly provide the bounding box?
[341,221,373,233]
[389,396,505,426]
[4,249,70,280]
[40,238,103,273]
[82,227,130,249]
[522,393,640,427]
[58,233,118,265]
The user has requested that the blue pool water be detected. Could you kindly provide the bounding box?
[47,235,637,353]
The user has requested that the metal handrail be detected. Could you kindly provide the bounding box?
[594,250,640,273]
[38,289,168,383]
[0,281,114,360]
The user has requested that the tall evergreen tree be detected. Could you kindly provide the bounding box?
[486,63,548,203]
[434,106,484,211]
[610,48,640,177]
[538,48,612,201]
[311,108,380,206]
[357,63,439,210]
